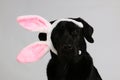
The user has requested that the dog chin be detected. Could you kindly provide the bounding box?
[57,50,80,63]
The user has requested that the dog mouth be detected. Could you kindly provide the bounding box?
[57,44,80,63]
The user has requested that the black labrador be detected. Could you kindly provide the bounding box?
[39,17,102,80]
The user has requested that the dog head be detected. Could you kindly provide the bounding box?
[50,18,94,62]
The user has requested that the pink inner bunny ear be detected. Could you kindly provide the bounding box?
[17,42,50,63]
[17,15,51,32]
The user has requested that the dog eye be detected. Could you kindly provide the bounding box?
[71,30,78,35]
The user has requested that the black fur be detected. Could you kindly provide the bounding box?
[39,17,102,80]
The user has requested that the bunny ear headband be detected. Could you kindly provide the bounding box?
[16,15,83,63]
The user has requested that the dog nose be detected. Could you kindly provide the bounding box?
[63,44,73,50]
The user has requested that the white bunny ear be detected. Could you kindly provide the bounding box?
[17,41,50,63]
[17,15,51,32]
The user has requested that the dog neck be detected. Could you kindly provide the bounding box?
[50,50,90,64]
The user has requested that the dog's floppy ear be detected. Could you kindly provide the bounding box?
[38,33,47,41]
[72,18,94,43]
[50,20,56,24]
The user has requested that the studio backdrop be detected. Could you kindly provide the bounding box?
[0,0,120,80]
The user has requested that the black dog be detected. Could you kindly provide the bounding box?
[39,17,102,80]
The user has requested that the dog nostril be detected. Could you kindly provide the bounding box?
[63,44,73,49]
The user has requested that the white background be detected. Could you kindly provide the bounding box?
[0,0,120,80]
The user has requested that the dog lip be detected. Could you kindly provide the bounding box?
[58,48,79,55]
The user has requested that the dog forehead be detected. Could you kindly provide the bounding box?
[53,22,81,34]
